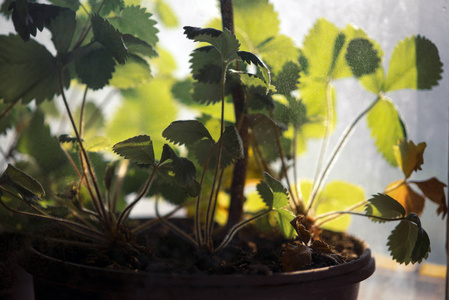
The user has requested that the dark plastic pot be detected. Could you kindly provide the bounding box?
[22,239,375,300]
[0,233,34,300]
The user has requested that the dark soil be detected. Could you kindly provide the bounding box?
[31,219,365,276]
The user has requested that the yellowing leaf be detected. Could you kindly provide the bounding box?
[393,140,426,179]
[314,180,365,232]
[386,181,425,216]
[412,178,447,218]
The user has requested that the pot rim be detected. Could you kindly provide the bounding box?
[22,239,375,288]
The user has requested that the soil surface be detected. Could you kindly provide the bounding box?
[32,219,365,275]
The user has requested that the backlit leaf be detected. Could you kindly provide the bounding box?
[365,193,405,222]
[109,5,158,47]
[0,34,70,104]
[236,51,271,89]
[275,208,296,239]
[106,78,178,158]
[273,61,301,96]
[263,172,289,209]
[298,77,336,138]
[393,139,426,179]
[161,144,197,191]
[109,54,151,89]
[386,180,425,216]
[345,38,380,78]
[301,18,341,78]
[314,181,365,231]
[411,178,447,218]
[112,135,155,165]
[10,2,63,41]
[75,47,115,90]
[257,181,273,209]
[367,97,406,166]
[17,109,68,174]
[183,26,240,60]
[91,14,128,64]
[3,164,45,198]
[162,120,213,146]
[122,34,158,59]
[385,36,443,92]
[155,0,178,28]
[46,7,76,53]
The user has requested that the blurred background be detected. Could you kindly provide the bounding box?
[1,0,448,298]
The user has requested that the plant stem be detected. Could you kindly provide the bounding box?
[310,79,333,213]
[314,200,369,227]
[79,86,89,138]
[116,165,158,228]
[269,110,301,213]
[155,197,198,247]
[57,68,110,229]
[216,209,271,252]
[0,192,107,241]
[203,62,229,249]
[316,209,406,225]
[306,95,382,214]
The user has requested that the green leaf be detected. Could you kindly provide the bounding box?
[109,54,151,89]
[345,38,381,78]
[109,5,158,47]
[408,213,431,264]
[192,81,222,105]
[0,34,69,104]
[275,208,296,239]
[220,125,244,168]
[385,36,443,92]
[122,34,158,59]
[162,120,213,146]
[10,2,63,41]
[47,7,76,53]
[112,135,155,165]
[183,26,240,60]
[273,61,301,96]
[236,51,271,89]
[106,78,178,158]
[155,0,178,28]
[365,193,406,222]
[263,172,289,209]
[257,180,273,209]
[387,218,420,265]
[257,34,299,75]
[367,97,407,166]
[91,14,128,64]
[48,0,80,11]
[298,77,336,138]
[75,47,115,90]
[17,109,68,175]
[161,144,197,190]
[301,18,341,78]
[3,164,45,198]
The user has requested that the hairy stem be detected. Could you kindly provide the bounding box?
[116,164,158,228]
[307,95,381,213]
[216,209,271,252]
[58,68,109,228]
[155,197,198,247]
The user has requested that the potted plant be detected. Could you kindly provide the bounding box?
[0,0,446,299]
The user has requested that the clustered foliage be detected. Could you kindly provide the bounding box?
[0,0,446,271]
